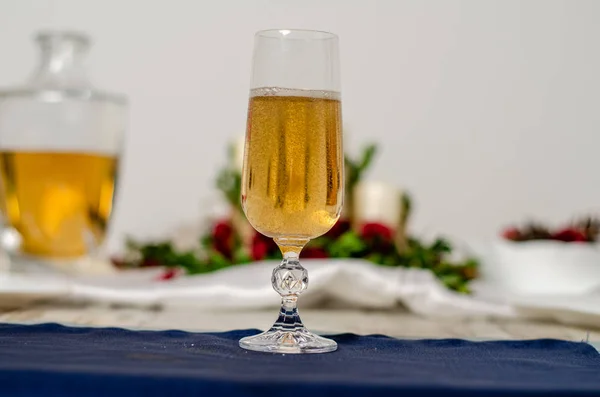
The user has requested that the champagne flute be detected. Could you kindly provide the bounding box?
[240,29,343,354]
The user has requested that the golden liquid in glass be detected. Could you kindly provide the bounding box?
[242,88,343,239]
[0,151,118,258]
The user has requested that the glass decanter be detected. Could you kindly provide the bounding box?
[0,31,127,274]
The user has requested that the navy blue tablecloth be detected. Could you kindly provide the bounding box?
[0,323,599,397]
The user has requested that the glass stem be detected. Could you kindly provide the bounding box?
[270,239,309,332]
[272,295,304,332]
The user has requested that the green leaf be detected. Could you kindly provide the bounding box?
[200,235,213,249]
[400,192,412,226]
[358,144,377,171]
[207,250,230,268]
[328,231,367,257]
[463,258,478,268]
[344,144,377,189]
[430,238,451,254]
[307,236,332,249]
[215,153,242,211]
[440,274,462,289]
[382,255,399,266]
[232,246,252,264]
[266,251,283,260]
[366,252,383,264]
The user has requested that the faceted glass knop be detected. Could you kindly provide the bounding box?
[272,259,308,296]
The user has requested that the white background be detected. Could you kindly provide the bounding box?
[0,0,599,252]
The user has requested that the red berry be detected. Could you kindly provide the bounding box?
[251,232,278,260]
[502,227,521,241]
[361,222,394,241]
[156,268,179,281]
[553,228,588,243]
[212,221,235,258]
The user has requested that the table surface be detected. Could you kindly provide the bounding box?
[1,302,598,343]
[3,324,599,397]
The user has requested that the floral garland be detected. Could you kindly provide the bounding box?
[502,218,600,242]
[117,144,478,292]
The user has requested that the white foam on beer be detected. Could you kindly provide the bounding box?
[250,87,341,101]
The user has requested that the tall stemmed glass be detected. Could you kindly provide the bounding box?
[240,29,343,354]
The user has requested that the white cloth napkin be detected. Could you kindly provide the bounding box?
[7,258,600,328]
[2,259,513,318]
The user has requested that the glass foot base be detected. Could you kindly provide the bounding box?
[241,255,336,354]
[239,328,337,354]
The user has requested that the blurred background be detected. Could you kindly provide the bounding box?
[2,0,599,253]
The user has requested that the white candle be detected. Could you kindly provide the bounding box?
[353,181,401,229]
[233,136,246,172]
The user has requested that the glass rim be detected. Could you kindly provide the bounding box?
[255,29,338,41]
